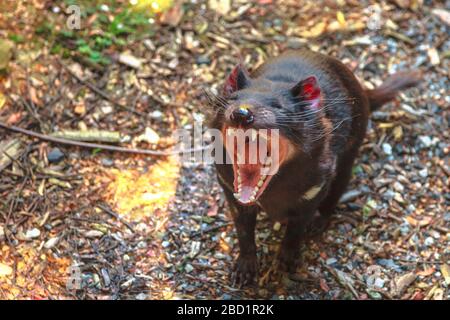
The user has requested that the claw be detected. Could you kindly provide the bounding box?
[277,249,300,274]
[231,254,258,287]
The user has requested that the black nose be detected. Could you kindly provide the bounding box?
[230,106,254,125]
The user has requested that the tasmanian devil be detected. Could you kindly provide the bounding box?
[208,49,420,285]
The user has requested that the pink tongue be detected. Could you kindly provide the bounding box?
[240,185,254,202]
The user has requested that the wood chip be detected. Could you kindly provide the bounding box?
[390,272,416,297]
[0,139,23,173]
[440,264,450,285]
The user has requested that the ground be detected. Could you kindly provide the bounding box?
[0,0,449,300]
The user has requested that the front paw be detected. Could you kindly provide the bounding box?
[278,248,300,274]
[232,254,258,287]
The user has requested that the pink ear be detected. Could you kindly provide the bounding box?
[223,64,251,97]
[291,76,321,107]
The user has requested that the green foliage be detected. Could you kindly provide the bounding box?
[362,198,377,221]
[35,22,55,35]
[91,148,103,156]
[75,39,110,65]
[352,165,363,176]
[63,0,79,5]
[55,1,156,66]
[8,34,25,43]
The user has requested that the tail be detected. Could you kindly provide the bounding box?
[366,71,422,112]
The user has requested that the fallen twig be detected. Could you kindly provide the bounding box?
[97,203,135,233]
[59,59,147,117]
[190,222,233,238]
[322,263,360,299]
[0,121,210,156]
[50,130,122,143]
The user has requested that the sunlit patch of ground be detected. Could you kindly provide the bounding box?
[97,155,183,299]
[102,156,180,221]
[0,245,72,299]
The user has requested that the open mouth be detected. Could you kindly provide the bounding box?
[222,126,289,206]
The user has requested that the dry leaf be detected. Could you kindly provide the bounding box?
[160,1,184,26]
[432,8,450,26]
[405,216,432,227]
[300,21,327,38]
[393,126,403,141]
[411,291,425,300]
[391,272,416,297]
[209,0,231,16]
[6,112,22,125]
[0,93,6,110]
[38,179,45,196]
[393,0,421,10]
[432,288,444,300]
[320,278,330,292]
[337,11,346,26]
[74,103,86,115]
[0,139,23,173]
[379,122,395,129]
[29,86,41,106]
[136,127,160,144]
[0,263,13,277]
[118,52,143,69]
[163,290,173,300]
[417,267,435,277]
[427,47,440,66]
[219,238,231,252]
[440,264,450,285]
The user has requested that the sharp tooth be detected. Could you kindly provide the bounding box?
[237,175,242,183]
[233,193,239,199]
[266,157,272,165]
[249,196,255,202]
[257,179,264,187]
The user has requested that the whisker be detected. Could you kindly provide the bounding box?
[309,115,356,142]
[202,89,230,111]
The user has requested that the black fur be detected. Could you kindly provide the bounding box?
[208,49,419,285]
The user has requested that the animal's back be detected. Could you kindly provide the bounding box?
[254,50,370,155]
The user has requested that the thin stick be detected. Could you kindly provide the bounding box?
[0,121,210,156]
[59,60,146,117]
[97,204,135,233]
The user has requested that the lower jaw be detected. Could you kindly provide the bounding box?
[233,194,261,206]
[232,166,274,206]
[222,126,289,205]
